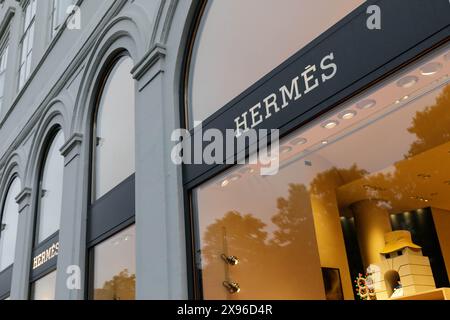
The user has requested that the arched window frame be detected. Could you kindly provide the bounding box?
[87,51,137,300]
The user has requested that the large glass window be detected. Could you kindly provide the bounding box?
[89,55,136,300]
[91,225,136,300]
[0,178,21,271]
[193,46,450,300]
[0,43,9,114]
[36,130,65,243]
[187,0,364,127]
[93,56,135,200]
[30,271,56,300]
[18,0,36,89]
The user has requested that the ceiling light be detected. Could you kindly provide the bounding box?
[338,110,357,120]
[322,120,339,129]
[221,179,230,187]
[321,140,329,145]
[280,146,292,154]
[402,95,409,101]
[239,167,254,175]
[356,99,376,110]
[229,174,241,182]
[420,62,442,76]
[397,75,419,88]
[291,137,307,146]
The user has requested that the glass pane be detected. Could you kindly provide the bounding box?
[94,57,135,200]
[30,271,56,300]
[37,130,65,243]
[193,46,450,300]
[188,0,364,127]
[0,178,21,271]
[92,225,136,300]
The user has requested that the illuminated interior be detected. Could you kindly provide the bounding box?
[193,45,450,300]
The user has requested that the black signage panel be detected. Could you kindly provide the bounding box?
[30,232,59,281]
[183,0,450,187]
[0,265,13,299]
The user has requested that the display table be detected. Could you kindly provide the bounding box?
[391,288,450,300]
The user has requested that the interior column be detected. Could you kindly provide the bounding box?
[351,200,392,268]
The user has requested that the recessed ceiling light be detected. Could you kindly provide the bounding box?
[356,99,376,110]
[395,100,401,104]
[397,75,419,89]
[280,146,292,154]
[321,140,329,145]
[291,137,307,146]
[338,110,357,120]
[229,174,241,182]
[321,120,339,129]
[420,62,442,76]
[221,179,230,187]
[402,95,409,100]
[239,167,254,175]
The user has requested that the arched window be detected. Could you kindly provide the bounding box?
[36,129,65,243]
[93,56,135,200]
[186,0,363,127]
[30,128,65,300]
[0,177,21,271]
[89,55,136,300]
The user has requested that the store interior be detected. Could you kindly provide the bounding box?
[195,46,450,300]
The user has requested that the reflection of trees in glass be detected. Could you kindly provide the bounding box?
[94,269,135,300]
[201,185,325,299]
[407,85,450,157]
[271,184,313,247]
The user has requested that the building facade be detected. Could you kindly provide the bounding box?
[0,0,449,300]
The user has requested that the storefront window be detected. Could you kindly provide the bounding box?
[193,46,450,300]
[0,178,21,271]
[187,0,364,127]
[93,56,135,200]
[30,271,56,300]
[91,225,136,300]
[36,130,65,243]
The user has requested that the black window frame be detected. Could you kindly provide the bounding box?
[180,0,450,300]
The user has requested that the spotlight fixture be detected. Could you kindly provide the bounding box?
[397,75,419,89]
[291,137,307,146]
[223,281,241,294]
[321,140,329,145]
[321,120,339,129]
[402,95,409,101]
[420,62,442,76]
[356,99,376,110]
[221,254,239,266]
[338,110,357,120]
